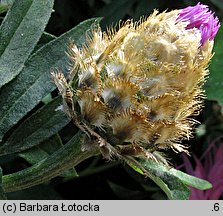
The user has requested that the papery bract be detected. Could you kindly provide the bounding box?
[52,4,220,163]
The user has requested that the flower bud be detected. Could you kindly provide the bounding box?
[177,2,220,45]
[53,4,220,163]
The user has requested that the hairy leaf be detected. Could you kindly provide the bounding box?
[19,134,78,178]
[19,147,49,165]
[0,0,14,5]
[19,134,63,164]
[168,167,212,190]
[0,18,99,141]
[129,159,211,200]
[33,32,57,53]
[138,160,190,200]
[0,0,54,87]
[0,97,70,155]
[2,132,99,192]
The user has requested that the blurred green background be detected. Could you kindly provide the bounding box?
[46,0,223,35]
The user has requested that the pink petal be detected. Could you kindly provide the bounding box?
[177,2,220,45]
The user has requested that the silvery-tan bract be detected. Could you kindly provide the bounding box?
[52,4,220,163]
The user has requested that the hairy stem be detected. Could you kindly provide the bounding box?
[2,131,99,193]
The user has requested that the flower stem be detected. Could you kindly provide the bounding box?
[2,131,99,193]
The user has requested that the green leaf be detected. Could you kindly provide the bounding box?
[0,18,100,141]
[32,32,57,53]
[0,167,7,199]
[2,131,99,192]
[205,26,223,105]
[0,0,14,14]
[0,0,54,88]
[169,168,212,190]
[19,134,78,178]
[18,134,63,164]
[138,159,191,200]
[134,159,212,200]
[129,163,144,175]
[61,168,78,179]
[0,97,70,155]
[0,0,14,5]
[19,147,49,164]
[42,93,54,104]
[0,4,9,14]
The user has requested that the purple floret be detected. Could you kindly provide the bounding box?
[177,2,220,45]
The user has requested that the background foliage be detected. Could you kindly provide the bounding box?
[0,0,222,199]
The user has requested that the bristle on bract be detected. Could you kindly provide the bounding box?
[52,3,220,164]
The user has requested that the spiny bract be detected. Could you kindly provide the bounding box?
[52,4,220,163]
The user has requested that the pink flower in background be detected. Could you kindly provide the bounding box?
[180,137,223,200]
[177,2,220,45]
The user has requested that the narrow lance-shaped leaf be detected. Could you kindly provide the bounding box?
[32,32,57,54]
[0,0,54,88]
[132,159,190,200]
[168,167,212,190]
[18,134,63,165]
[148,172,190,200]
[128,159,212,200]
[2,131,99,193]
[0,18,100,141]
[0,0,15,5]
[19,134,78,178]
[0,97,70,155]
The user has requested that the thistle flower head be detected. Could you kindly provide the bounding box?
[52,4,220,164]
[177,2,220,45]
